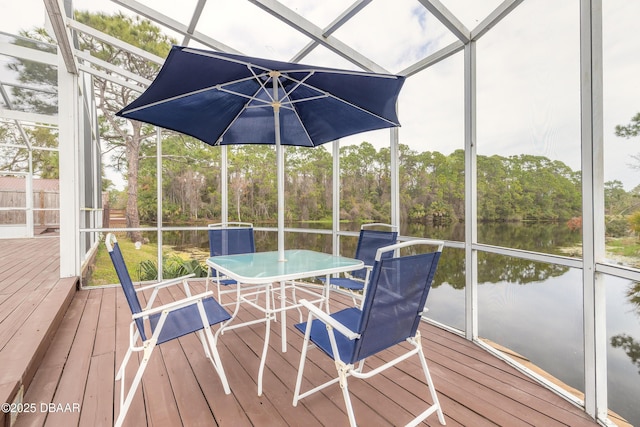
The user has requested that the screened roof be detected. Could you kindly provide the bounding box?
[2,2,640,425]
[2,0,639,190]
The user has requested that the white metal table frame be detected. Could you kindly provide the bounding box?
[206,249,364,395]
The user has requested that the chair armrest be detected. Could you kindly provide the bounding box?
[135,273,196,293]
[300,299,360,340]
[133,290,214,319]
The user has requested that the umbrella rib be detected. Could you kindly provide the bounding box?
[213,70,274,145]
[218,87,272,106]
[278,71,315,103]
[278,72,399,126]
[120,74,266,114]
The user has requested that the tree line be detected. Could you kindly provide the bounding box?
[2,11,640,237]
[127,135,622,227]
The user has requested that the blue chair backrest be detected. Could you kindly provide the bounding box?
[208,226,255,257]
[208,225,255,276]
[106,236,147,341]
[351,229,398,280]
[351,248,441,364]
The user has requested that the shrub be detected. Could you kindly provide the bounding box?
[138,256,208,281]
[567,216,582,232]
[606,216,630,238]
[629,211,640,238]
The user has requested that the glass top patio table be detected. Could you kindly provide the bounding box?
[206,249,363,396]
[206,249,364,284]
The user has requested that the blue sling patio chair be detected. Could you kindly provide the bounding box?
[322,223,397,306]
[207,222,256,300]
[105,233,231,427]
[207,222,273,329]
[293,239,446,427]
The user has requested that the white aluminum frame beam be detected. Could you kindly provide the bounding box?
[417,0,470,43]
[248,0,388,73]
[0,109,58,126]
[464,41,478,340]
[400,40,464,77]
[0,83,32,149]
[290,0,372,63]
[56,49,80,277]
[43,0,78,74]
[580,0,607,422]
[182,0,208,46]
[110,0,241,54]
[75,50,152,87]
[0,40,57,65]
[471,0,525,40]
[67,19,164,65]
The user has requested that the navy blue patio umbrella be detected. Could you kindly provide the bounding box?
[117,46,405,261]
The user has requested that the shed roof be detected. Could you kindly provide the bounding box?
[0,176,59,192]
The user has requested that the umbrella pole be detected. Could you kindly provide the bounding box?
[276,128,285,262]
[272,72,286,263]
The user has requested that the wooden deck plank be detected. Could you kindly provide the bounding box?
[423,325,596,425]
[9,270,603,427]
[15,291,90,427]
[162,284,255,426]
[0,237,76,427]
[79,351,115,427]
[43,288,103,427]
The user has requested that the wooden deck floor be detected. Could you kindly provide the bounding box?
[0,238,596,427]
[0,236,603,426]
[0,236,76,427]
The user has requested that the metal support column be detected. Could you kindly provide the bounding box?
[464,40,478,340]
[332,139,340,255]
[58,54,80,277]
[580,0,607,421]
[156,127,163,281]
[390,126,400,232]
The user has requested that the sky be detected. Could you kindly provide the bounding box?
[1,0,639,190]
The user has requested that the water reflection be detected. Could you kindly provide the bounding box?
[610,282,640,374]
[611,334,640,374]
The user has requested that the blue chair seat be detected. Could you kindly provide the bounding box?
[295,307,361,362]
[150,297,231,345]
[320,277,364,291]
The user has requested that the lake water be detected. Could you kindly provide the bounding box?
[155,222,640,425]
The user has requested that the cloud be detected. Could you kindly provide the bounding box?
[3,0,639,189]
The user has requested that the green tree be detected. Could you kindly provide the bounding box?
[6,29,57,115]
[615,112,640,170]
[0,30,59,178]
[74,11,175,241]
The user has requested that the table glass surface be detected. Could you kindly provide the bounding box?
[207,249,363,284]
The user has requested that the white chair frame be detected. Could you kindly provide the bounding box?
[293,240,446,427]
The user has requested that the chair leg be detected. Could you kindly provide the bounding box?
[115,341,156,427]
[414,333,446,426]
[115,346,133,382]
[203,323,231,394]
[197,329,212,359]
[337,364,358,427]
[292,320,312,406]
[116,327,139,381]
[293,315,344,405]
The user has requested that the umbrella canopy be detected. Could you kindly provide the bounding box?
[117,46,405,260]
